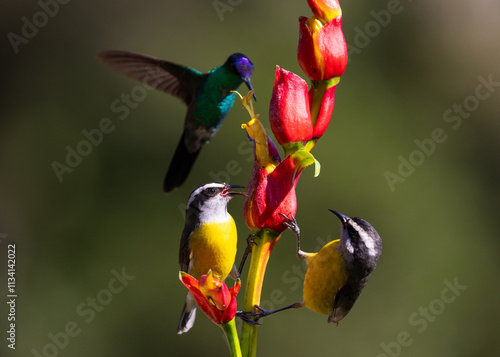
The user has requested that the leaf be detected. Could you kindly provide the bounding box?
[289,150,321,179]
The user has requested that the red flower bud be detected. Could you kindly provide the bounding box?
[270,66,312,147]
[270,66,339,148]
[297,15,348,81]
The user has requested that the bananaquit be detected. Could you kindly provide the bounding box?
[177,182,244,334]
[239,210,382,324]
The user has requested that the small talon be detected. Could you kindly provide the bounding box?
[238,233,260,275]
[278,213,289,220]
[236,310,262,325]
[279,213,300,235]
[253,305,267,315]
[246,233,258,247]
[251,305,273,322]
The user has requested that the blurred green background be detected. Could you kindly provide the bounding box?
[1,0,499,356]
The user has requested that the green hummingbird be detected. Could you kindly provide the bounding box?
[96,50,255,192]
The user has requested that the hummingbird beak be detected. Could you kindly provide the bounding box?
[222,184,246,197]
[244,78,257,101]
[329,209,350,224]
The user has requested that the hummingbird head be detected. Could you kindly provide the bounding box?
[329,209,382,276]
[226,53,256,100]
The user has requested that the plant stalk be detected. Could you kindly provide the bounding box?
[221,318,242,357]
[240,229,280,357]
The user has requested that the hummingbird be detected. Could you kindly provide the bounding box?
[96,50,255,192]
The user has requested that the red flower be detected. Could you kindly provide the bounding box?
[270,66,339,151]
[242,114,318,233]
[179,271,240,326]
[297,15,348,81]
[270,66,312,148]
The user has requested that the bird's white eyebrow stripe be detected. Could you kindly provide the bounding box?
[350,220,377,257]
[345,239,354,254]
[187,183,225,208]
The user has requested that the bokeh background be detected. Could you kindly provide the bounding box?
[1,0,499,356]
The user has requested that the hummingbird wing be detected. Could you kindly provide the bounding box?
[96,50,203,105]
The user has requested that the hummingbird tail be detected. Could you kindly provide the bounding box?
[164,133,201,193]
[177,293,197,334]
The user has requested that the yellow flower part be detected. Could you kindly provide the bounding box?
[199,270,222,293]
[242,118,278,174]
[234,90,279,174]
[199,270,229,311]
[306,15,324,33]
[232,90,256,119]
[307,0,342,24]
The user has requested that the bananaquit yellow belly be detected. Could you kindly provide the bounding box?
[302,239,348,316]
[188,218,237,280]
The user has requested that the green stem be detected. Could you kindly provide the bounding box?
[240,229,281,357]
[221,319,242,357]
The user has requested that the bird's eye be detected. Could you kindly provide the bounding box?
[208,188,216,194]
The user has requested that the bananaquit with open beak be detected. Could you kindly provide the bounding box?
[239,210,382,324]
[177,183,244,334]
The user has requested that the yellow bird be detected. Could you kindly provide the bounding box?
[177,183,243,334]
[239,210,382,324]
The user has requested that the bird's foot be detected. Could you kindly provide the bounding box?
[238,233,259,275]
[236,305,271,325]
[279,213,300,236]
[237,303,302,324]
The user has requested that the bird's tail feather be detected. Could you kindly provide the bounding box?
[164,133,201,193]
[177,293,197,334]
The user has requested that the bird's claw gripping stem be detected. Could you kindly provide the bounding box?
[238,233,259,275]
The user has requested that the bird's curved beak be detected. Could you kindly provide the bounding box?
[329,209,350,224]
[244,78,257,101]
[222,184,245,197]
